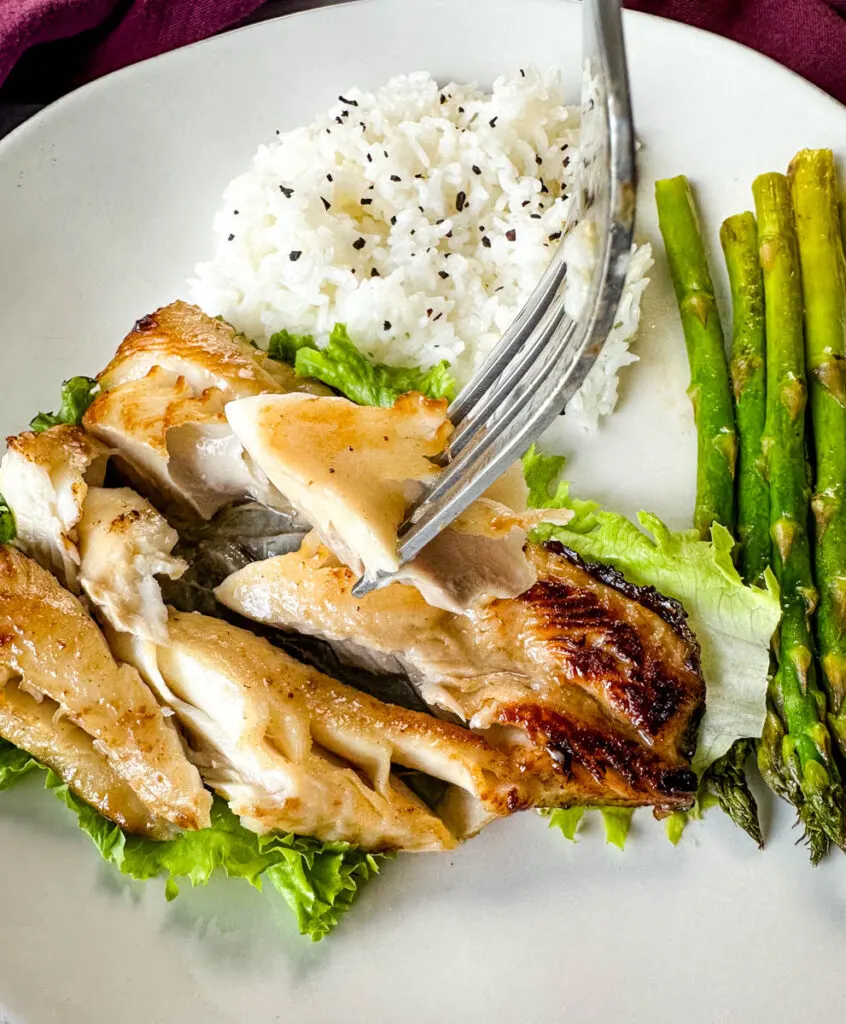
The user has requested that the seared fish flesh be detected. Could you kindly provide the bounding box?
[0,426,109,591]
[0,545,211,831]
[0,678,178,839]
[109,609,532,851]
[226,392,570,612]
[216,537,705,813]
[83,301,326,518]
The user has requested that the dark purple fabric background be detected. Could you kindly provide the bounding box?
[0,0,845,102]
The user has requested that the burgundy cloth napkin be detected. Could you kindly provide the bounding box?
[0,0,845,102]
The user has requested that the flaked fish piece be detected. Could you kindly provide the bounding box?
[0,677,178,840]
[108,609,530,850]
[225,392,570,612]
[215,538,704,813]
[0,426,109,591]
[77,487,187,645]
[0,426,186,645]
[0,546,211,831]
[83,302,327,519]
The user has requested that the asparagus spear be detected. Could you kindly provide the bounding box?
[753,172,843,857]
[788,150,846,756]
[656,176,737,539]
[720,213,770,584]
[702,738,763,848]
[656,180,761,843]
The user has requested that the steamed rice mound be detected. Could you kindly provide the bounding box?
[191,68,652,431]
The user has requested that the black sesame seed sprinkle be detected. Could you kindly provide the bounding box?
[481,235,491,248]
[505,229,517,242]
[390,174,401,182]
[540,180,549,194]
[548,231,562,241]
[384,321,392,330]
[289,250,302,261]
[519,68,525,77]
[233,210,239,215]
[489,116,498,128]
[530,213,542,220]
[472,164,481,175]
[390,216,397,226]
[366,153,372,162]
[438,270,449,280]
[458,106,465,114]
[341,110,349,118]
[456,190,467,212]
[352,237,366,250]
[371,268,380,277]
[361,197,373,205]
[327,174,333,182]
[338,95,358,106]
[227,233,235,241]
[440,93,446,104]
[433,312,443,321]
[535,154,543,166]
[321,197,331,211]
[279,185,294,198]
[335,116,343,125]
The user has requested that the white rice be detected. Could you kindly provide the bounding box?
[191,68,652,431]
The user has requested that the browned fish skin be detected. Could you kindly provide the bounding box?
[216,537,705,815]
[96,301,296,394]
[502,542,703,757]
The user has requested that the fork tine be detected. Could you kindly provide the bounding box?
[447,237,571,428]
[351,0,635,598]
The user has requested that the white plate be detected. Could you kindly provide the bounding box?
[1,3,845,1021]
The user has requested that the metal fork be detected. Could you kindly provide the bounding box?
[352,0,636,598]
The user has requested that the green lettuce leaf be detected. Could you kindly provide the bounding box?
[600,808,634,850]
[268,328,316,365]
[0,739,385,940]
[0,741,40,789]
[542,806,634,848]
[30,376,100,432]
[279,323,456,406]
[543,807,585,841]
[523,445,780,772]
[0,494,15,544]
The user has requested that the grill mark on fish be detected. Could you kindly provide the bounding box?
[498,702,698,808]
[519,576,689,740]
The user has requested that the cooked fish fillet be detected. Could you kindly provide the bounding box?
[226,391,449,574]
[83,302,326,519]
[77,487,186,644]
[107,609,533,850]
[0,426,109,591]
[215,537,704,813]
[225,392,569,612]
[0,545,211,831]
[0,676,178,839]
